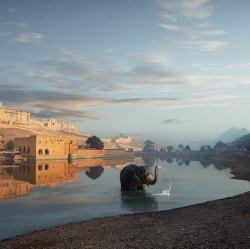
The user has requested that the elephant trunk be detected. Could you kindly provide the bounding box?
[146,166,158,185]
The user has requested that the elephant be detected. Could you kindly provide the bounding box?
[120,164,158,191]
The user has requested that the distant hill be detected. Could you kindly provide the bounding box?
[229,134,250,151]
[214,127,249,144]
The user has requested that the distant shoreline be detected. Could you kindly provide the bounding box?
[137,151,250,181]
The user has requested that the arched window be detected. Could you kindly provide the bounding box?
[45,164,49,170]
[38,164,43,171]
[27,146,30,153]
[38,149,43,155]
[45,149,49,155]
[23,146,26,153]
[19,146,22,152]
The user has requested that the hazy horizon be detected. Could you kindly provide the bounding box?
[1,0,250,146]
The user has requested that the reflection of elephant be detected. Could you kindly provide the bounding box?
[120,191,158,212]
[120,164,158,191]
[85,166,104,180]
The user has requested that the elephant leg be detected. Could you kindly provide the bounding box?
[130,177,143,191]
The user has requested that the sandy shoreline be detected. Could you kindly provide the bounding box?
[1,191,249,249]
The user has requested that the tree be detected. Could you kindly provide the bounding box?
[159,147,166,153]
[177,144,185,152]
[230,134,250,151]
[167,145,174,152]
[214,141,229,152]
[85,136,104,149]
[143,140,155,152]
[4,139,14,151]
[184,145,191,151]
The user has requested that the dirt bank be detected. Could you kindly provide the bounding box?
[212,156,250,181]
[1,191,249,249]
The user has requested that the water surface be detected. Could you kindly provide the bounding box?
[0,157,249,239]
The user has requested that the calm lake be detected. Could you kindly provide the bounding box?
[0,157,249,239]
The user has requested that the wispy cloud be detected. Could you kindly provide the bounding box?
[200,30,227,36]
[155,0,213,21]
[158,23,180,31]
[16,32,43,43]
[28,52,189,95]
[180,40,227,52]
[162,119,181,124]
[128,53,187,85]
[8,8,17,12]
[154,0,227,52]
[3,21,28,28]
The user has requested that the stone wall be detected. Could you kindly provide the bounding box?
[0,105,77,134]
[0,106,30,125]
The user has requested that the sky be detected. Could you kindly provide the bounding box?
[0,0,250,146]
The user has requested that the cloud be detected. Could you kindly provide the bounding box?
[158,23,180,31]
[112,97,177,105]
[155,0,213,21]
[129,53,187,85]
[33,56,120,91]
[0,80,180,120]
[31,109,96,120]
[162,119,181,124]
[154,0,227,51]
[8,8,17,12]
[3,21,28,28]
[16,32,43,43]
[29,52,188,95]
[200,30,227,36]
[180,40,227,52]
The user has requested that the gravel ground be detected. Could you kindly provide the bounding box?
[1,191,249,249]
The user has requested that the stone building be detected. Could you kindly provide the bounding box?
[14,135,78,160]
[0,106,30,125]
[112,134,133,144]
[43,119,77,134]
[0,104,78,134]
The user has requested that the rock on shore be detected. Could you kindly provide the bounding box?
[1,191,250,249]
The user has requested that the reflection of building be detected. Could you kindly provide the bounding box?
[14,135,78,160]
[0,179,30,201]
[14,161,78,187]
[0,167,30,201]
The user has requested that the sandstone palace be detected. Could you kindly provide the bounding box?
[0,104,77,134]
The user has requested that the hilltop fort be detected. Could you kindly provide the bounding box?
[0,104,77,134]
[0,104,143,151]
